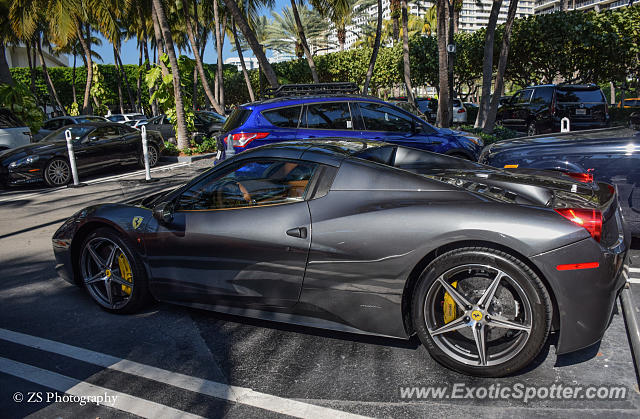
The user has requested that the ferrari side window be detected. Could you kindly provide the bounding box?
[177,159,318,211]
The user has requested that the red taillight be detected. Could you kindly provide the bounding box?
[566,172,593,183]
[224,132,270,148]
[555,208,602,242]
[457,108,466,113]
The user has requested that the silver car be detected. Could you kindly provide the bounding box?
[0,109,31,152]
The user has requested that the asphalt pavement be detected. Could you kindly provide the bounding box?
[0,160,639,418]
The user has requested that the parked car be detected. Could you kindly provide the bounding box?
[215,84,482,160]
[618,98,640,109]
[35,115,109,141]
[52,139,629,376]
[0,122,164,187]
[479,126,640,236]
[145,111,226,144]
[106,113,147,124]
[496,84,609,136]
[464,102,479,110]
[0,108,31,152]
[411,97,467,123]
[388,100,428,120]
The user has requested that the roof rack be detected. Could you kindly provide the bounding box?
[264,82,360,98]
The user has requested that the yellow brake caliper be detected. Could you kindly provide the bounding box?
[117,253,133,295]
[443,281,458,324]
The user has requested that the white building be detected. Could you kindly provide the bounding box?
[535,0,632,15]
[224,56,259,71]
[458,0,535,33]
[6,44,69,68]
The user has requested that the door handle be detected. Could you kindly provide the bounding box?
[286,227,307,239]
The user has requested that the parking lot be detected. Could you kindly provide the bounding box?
[0,159,639,418]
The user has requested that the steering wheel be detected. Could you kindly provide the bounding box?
[216,180,252,208]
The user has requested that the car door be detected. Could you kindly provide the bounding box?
[295,101,360,140]
[115,124,142,165]
[260,105,302,141]
[355,101,442,151]
[74,125,123,171]
[145,158,319,308]
[530,87,554,133]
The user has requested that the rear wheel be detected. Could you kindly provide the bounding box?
[139,144,159,168]
[79,228,150,313]
[44,158,71,187]
[412,247,551,377]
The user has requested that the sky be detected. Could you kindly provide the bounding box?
[92,0,289,66]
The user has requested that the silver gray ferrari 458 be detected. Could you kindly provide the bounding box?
[52,140,630,377]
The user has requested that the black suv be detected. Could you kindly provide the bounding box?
[496,84,609,136]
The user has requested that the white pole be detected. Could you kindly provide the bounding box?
[141,125,151,181]
[225,133,235,158]
[65,129,80,186]
[561,117,571,133]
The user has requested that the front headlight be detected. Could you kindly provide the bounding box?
[8,155,39,169]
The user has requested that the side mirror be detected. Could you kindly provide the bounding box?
[153,201,174,225]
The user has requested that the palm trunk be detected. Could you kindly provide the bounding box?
[182,0,224,113]
[193,66,198,111]
[113,45,125,113]
[140,7,158,116]
[26,41,37,96]
[0,42,12,86]
[436,0,450,127]
[213,3,225,109]
[36,34,66,116]
[76,24,93,114]
[222,0,279,88]
[152,0,189,149]
[115,45,136,112]
[290,0,319,83]
[363,0,383,95]
[71,52,77,104]
[137,42,143,112]
[151,4,169,77]
[232,20,255,102]
[483,0,519,134]
[401,1,414,105]
[474,0,502,129]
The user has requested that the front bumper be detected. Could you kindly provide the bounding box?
[1,166,44,186]
[531,230,630,354]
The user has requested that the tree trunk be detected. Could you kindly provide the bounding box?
[137,42,143,112]
[152,0,189,149]
[115,45,136,112]
[363,0,383,95]
[26,41,37,96]
[610,81,615,105]
[141,12,158,116]
[0,42,13,86]
[213,0,226,108]
[474,0,502,129]
[151,3,169,77]
[71,52,77,104]
[290,0,319,83]
[222,0,279,88]
[76,24,93,114]
[401,1,414,105]
[436,0,450,127]
[113,45,125,113]
[36,34,66,116]
[484,0,519,133]
[193,66,198,111]
[183,0,224,113]
[233,19,255,102]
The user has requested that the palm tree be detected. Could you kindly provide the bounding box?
[0,0,14,85]
[54,36,102,105]
[314,0,359,52]
[400,0,414,105]
[222,0,279,88]
[152,0,189,148]
[436,0,450,127]
[474,0,503,129]
[390,0,401,42]
[229,18,255,101]
[266,6,327,58]
[363,0,382,95]
[289,0,319,82]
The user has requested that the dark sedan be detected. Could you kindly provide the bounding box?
[0,122,164,187]
[52,140,629,377]
[479,126,640,236]
[144,111,226,144]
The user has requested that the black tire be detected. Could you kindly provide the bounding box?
[411,247,552,377]
[139,144,159,169]
[79,227,151,314]
[527,122,537,136]
[44,158,71,187]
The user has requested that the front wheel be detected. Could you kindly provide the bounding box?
[139,144,159,169]
[412,247,552,377]
[79,228,150,313]
[44,158,71,187]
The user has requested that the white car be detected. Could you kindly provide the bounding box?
[105,113,147,124]
[0,109,32,152]
[452,99,467,123]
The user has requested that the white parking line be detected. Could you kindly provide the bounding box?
[628,277,640,284]
[630,268,640,274]
[0,328,368,419]
[0,357,204,419]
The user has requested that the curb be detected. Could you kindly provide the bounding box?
[159,152,218,163]
[620,283,640,386]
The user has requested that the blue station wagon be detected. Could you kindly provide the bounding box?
[214,87,483,160]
